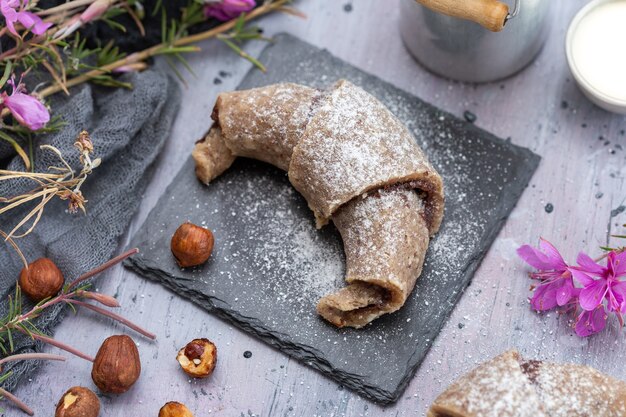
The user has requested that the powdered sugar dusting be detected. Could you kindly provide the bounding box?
[432,351,545,417]
[129,34,540,402]
[289,80,438,221]
[534,362,626,416]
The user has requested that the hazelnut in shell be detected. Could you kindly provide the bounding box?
[170,222,214,268]
[176,338,217,378]
[159,401,194,417]
[55,386,100,417]
[91,335,141,394]
[19,258,64,302]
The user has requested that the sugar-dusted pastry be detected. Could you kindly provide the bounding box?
[192,80,444,328]
[428,350,626,417]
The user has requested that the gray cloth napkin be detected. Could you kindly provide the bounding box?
[0,69,180,391]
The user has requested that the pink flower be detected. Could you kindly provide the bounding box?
[572,251,626,313]
[575,305,607,337]
[517,238,576,311]
[1,0,52,37]
[1,77,50,131]
[203,0,255,21]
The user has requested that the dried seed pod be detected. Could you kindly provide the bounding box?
[176,338,217,378]
[91,335,141,393]
[158,401,194,417]
[55,386,100,417]
[170,223,214,268]
[19,258,64,302]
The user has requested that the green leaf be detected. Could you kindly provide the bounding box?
[174,53,196,77]
[97,41,126,67]
[154,46,200,55]
[67,302,77,315]
[90,75,133,89]
[152,0,164,17]
[219,38,266,72]
[234,13,246,33]
[0,61,12,89]
[7,329,13,353]
[164,56,186,85]
[0,131,30,170]
[0,371,13,385]
[103,17,127,33]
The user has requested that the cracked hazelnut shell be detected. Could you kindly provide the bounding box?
[55,386,100,417]
[91,335,141,393]
[159,402,194,417]
[19,258,64,302]
[170,223,214,268]
[176,338,217,378]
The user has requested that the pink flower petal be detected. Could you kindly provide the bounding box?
[579,279,608,311]
[610,281,626,312]
[556,278,574,306]
[575,307,607,337]
[530,281,559,311]
[204,0,255,21]
[609,251,626,278]
[517,245,555,270]
[3,92,50,130]
[16,11,52,35]
[576,252,605,276]
[1,0,20,36]
[539,238,567,268]
[570,268,595,287]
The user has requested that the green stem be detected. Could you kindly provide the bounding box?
[0,132,31,171]
[27,135,34,173]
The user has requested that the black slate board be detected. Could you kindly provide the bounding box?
[125,33,540,404]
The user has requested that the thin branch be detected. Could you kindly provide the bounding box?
[36,0,96,16]
[0,387,33,416]
[25,332,94,362]
[0,352,65,368]
[37,0,293,98]
[0,230,28,270]
[68,248,139,290]
[68,299,156,340]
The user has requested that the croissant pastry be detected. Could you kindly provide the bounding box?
[428,350,626,417]
[192,80,444,328]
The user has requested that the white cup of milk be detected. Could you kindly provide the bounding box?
[566,0,626,114]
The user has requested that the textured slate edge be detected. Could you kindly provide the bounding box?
[125,256,397,402]
[125,33,542,404]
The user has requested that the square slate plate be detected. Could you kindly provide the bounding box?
[125,33,540,404]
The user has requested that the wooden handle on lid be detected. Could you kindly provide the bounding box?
[415,0,510,32]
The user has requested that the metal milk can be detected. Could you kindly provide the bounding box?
[399,0,555,82]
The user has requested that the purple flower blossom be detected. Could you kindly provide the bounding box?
[203,0,255,21]
[1,0,52,37]
[572,251,626,313]
[517,238,576,311]
[575,305,607,337]
[0,77,50,131]
[519,235,626,338]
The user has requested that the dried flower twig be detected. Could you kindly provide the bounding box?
[0,130,100,239]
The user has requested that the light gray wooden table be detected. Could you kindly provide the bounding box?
[14,1,626,416]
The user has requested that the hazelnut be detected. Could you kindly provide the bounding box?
[19,258,64,302]
[159,401,194,417]
[55,386,100,417]
[170,222,214,268]
[176,338,217,378]
[91,335,141,393]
